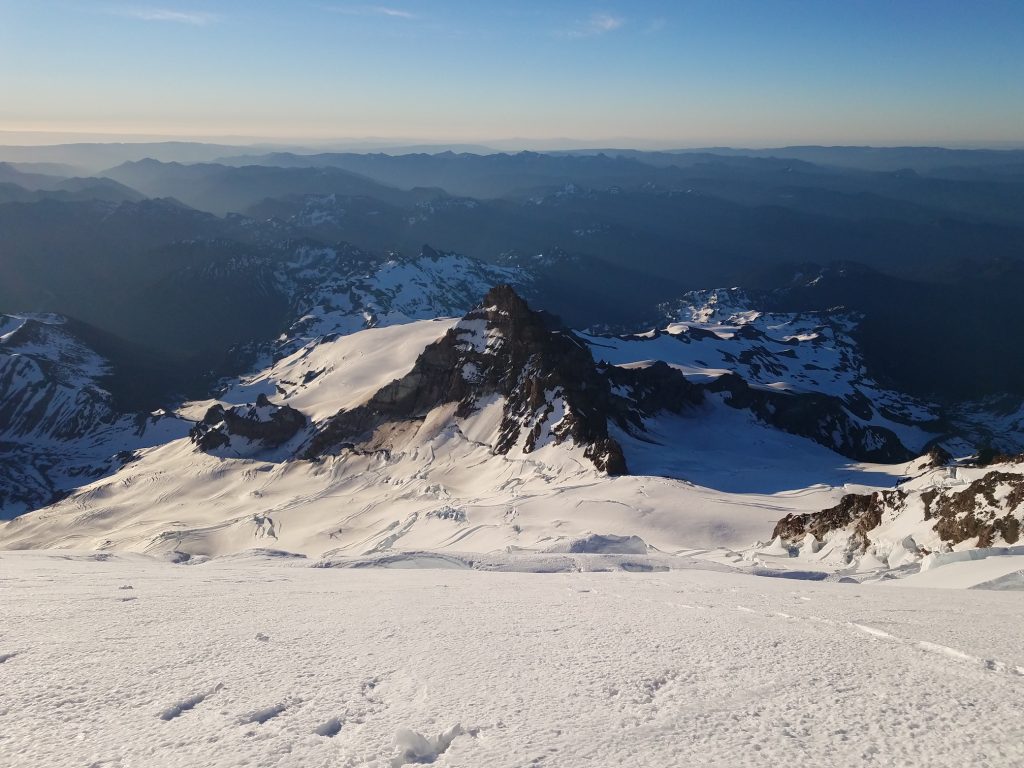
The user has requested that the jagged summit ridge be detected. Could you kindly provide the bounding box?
[303,283,922,473]
[305,285,629,473]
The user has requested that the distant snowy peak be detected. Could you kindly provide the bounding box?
[274,244,532,352]
[0,314,115,442]
[0,314,190,517]
[584,297,932,461]
[659,287,761,325]
[656,283,1024,456]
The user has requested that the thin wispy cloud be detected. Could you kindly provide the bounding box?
[566,12,624,38]
[322,5,417,20]
[646,18,667,34]
[115,7,219,25]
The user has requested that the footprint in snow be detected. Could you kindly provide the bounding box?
[314,717,343,738]
[240,702,288,725]
[159,684,222,721]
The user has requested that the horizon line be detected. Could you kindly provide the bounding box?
[0,131,1023,152]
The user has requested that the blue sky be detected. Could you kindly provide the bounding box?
[1,0,1022,146]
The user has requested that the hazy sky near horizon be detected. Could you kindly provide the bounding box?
[1,0,1022,147]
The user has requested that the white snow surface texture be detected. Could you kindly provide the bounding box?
[1,550,1023,768]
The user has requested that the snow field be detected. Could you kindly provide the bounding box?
[2,551,1023,768]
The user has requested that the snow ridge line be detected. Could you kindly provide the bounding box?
[737,606,1024,679]
[726,607,1024,680]
[845,621,1023,679]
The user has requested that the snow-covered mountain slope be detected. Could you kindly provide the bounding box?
[0,248,528,518]
[0,314,189,517]
[581,291,936,462]
[0,314,114,442]
[8,285,1022,590]
[651,288,930,423]
[0,292,914,557]
[302,286,632,473]
[652,287,1024,455]
[210,319,463,424]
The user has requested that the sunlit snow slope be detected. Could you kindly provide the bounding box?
[0,310,910,557]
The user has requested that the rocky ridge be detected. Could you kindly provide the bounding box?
[304,285,635,473]
[304,285,916,472]
[773,455,1024,556]
[190,393,306,454]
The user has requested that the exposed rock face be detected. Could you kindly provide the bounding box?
[602,360,704,430]
[586,289,925,462]
[924,471,1024,547]
[305,285,632,474]
[774,461,1024,551]
[191,394,306,452]
[305,285,919,475]
[923,444,953,468]
[773,490,906,551]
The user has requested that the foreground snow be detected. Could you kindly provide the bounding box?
[2,552,1022,768]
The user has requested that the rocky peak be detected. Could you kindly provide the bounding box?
[303,284,917,476]
[190,395,306,453]
[305,285,628,474]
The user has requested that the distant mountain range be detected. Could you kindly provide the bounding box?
[2,142,1023,575]
[2,148,1023,401]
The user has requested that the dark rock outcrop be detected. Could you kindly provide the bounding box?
[191,393,306,452]
[925,471,1023,547]
[773,490,906,551]
[774,466,1024,550]
[601,360,704,431]
[923,444,953,468]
